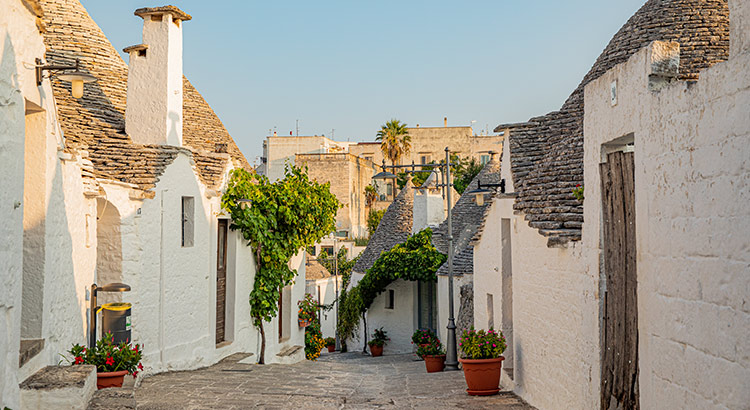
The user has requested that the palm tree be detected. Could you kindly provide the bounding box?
[376,119,411,166]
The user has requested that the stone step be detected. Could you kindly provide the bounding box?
[20,365,96,410]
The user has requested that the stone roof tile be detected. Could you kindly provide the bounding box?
[494,0,729,246]
[352,180,415,274]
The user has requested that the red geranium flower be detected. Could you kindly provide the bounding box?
[105,356,115,366]
[138,363,143,370]
[74,356,84,365]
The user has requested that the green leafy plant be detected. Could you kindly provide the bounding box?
[459,328,506,360]
[324,337,336,346]
[354,237,369,246]
[416,338,445,358]
[367,209,385,237]
[572,184,584,201]
[298,293,319,322]
[338,229,446,347]
[304,321,326,360]
[376,119,411,166]
[221,165,340,363]
[67,332,143,377]
[368,327,389,347]
[411,328,438,346]
[364,184,378,207]
[452,155,483,195]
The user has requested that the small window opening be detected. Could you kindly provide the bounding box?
[181,196,194,247]
[137,49,147,57]
[385,289,395,310]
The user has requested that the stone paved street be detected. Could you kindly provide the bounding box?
[133,351,534,409]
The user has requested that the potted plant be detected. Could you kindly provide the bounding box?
[324,337,336,353]
[297,293,318,327]
[67,332,143,389]
[417,339,446,373]
[458,328,506,396]
[367,327,389,357]
[411,328,438,352]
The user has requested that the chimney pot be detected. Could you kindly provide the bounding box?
[125,5,190,146]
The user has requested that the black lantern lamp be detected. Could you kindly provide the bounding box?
[466,179,505,206]
[372,159,397,180]
[89,282,131,348]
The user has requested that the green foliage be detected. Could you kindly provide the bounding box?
[411,328,438,345]
[364,184,378,207]
[304,321,325,360]
[459,328,506,360]
[376,119,411,165]
[297,293,318,322]
[319,248,357,280]
[67,332,143,376]
[338,229,446,344]
[573,184,584,201]
[354,237,369,246]
[221,166,340,362]
[416,338,445,358]
[452,155,483,195]
[367,209,385,237]
[324,337,336,346]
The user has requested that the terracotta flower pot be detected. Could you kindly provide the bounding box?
[423,355,445,373]
[327,345,336,352]
[96,370,129,389]
[298,318,310,327]
[459,356,504,396]
[369,345,383,357]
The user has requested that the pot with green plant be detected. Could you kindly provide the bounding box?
[458,328,506,396]
[417,339,446,373]
[324,337,336,353]
[368,327,389,357]
[67,332,143,389]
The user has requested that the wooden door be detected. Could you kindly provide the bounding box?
[216,219,228,344]
[600,151,639,410]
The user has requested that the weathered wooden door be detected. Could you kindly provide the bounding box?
[600,151,638,410]
[216,219,228,344]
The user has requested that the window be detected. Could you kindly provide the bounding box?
[385,289,395,310]
[420,154,431,165]
[480,154,490,165]
[386,183,393,196]
[181,196,194,247]
[364,156,373,162]
[321,246,333,257]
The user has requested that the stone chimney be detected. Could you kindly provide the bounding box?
[124,6,192,146]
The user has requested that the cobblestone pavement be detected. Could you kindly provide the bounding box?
[134,351,535,409]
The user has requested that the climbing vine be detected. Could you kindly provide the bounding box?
[221,166,340,363]
[338,229,446,344]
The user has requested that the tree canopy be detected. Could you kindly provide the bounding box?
[376,119,411,165]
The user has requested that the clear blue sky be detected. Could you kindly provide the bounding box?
[81,1,645,165]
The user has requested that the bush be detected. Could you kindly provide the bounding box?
[305,322,326,360]
[411,328,438,345]
[324,337,336,346]
[67,332,143,377]
[459,328,506,360]
[367,209,385,236]
[416,338,445,358]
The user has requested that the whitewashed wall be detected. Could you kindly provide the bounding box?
[306,276,343,339]
[583,29,750,409]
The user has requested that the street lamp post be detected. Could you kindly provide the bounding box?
[443,147,459,371]
[371,147,460,370]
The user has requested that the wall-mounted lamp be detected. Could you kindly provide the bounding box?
[237,199,252,210]
[466,179,505,206]
[36,58,97,98]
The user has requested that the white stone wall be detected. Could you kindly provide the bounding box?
[363,279,417,354]
[584,34,750,409]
